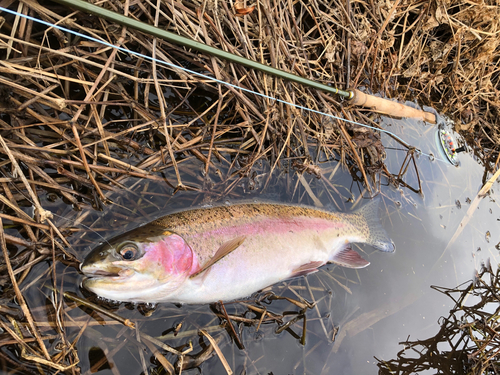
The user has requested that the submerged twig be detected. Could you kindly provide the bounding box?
[63,292,135,329]
[433,167,500,269]
[200,330,233,375]
[0,218,53,362]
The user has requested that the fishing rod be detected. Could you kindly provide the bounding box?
[46,0,436,123]
[2,5,458,166]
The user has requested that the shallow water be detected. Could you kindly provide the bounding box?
[5,114,500,375]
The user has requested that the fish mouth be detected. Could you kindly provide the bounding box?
[82,268,136,294]
[85,269,120,277]
[81,263,132,281]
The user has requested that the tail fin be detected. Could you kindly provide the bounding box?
[356,198,395,253]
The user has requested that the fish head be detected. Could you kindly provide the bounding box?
[81,227,198,303]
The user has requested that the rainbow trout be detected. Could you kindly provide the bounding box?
[82,199,394,304]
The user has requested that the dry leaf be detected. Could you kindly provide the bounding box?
[351,40,367,58]
[423,14,439,30]
[234,3,255,15]
[435,5,447,24]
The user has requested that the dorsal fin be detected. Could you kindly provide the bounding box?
[190,236,246,279]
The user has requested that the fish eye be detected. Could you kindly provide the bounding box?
[118,243,139,261]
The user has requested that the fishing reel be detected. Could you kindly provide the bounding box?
[435,122,467,166]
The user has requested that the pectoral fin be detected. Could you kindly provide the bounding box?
[331,247,370,269]
[190,236,246,279]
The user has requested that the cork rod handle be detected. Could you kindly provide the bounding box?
[349,89,436,124]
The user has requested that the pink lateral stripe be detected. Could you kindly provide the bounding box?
[195,216,347,240]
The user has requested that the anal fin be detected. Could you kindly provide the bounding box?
[291,261,324,278]
[331,247,370,269]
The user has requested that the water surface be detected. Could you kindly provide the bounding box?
[11,114,500,375]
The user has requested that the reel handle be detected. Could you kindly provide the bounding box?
[349,89,436,124]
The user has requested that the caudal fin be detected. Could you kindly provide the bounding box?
[356,199,395,253]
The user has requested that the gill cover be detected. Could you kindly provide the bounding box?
[82,229,198,303]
